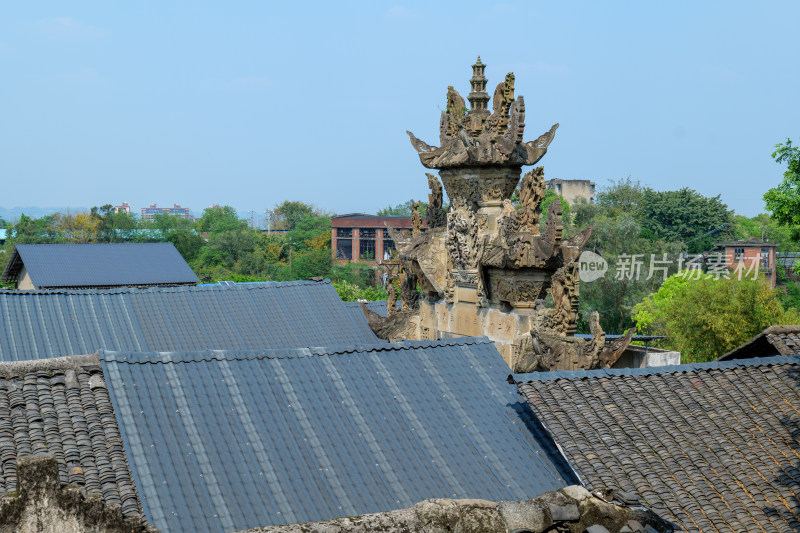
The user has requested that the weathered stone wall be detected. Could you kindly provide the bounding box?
[0,455,157,533]
[236,485,674,533]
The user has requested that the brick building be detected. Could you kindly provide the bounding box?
[716,240,778,288]
[331,214,426,264]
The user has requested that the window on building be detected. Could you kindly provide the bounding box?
[761,247,770,269]
[383,229,396,260]
[337,228,352,238]
[336,238,352,260]
[734,247,744,263]
[359,228,376,260]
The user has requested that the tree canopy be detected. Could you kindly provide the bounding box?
[633,272,800,363]
[763,138,800,239]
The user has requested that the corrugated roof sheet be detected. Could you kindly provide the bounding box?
[341,299,400,321]
[517,355,800,532]
[0,354,144,519]
[99,338,577,533]
[0,280,379,361]
[2,243,200,287]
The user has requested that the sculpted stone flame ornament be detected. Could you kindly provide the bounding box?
[426,174,446,229]
[362,57,633,372]
[407,70,558,169]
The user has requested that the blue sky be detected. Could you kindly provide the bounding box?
[1,1,797,219]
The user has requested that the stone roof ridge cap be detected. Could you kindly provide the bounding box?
[512,354,800,383]
[0,353,100,377]
[0,278,331,296]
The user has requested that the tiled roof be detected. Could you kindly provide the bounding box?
[517,355,800,532]
[99,338,577,533]
[0,354,143,518]
[0,280,380,361]
[718,325,800,360]
[1,243,200,288]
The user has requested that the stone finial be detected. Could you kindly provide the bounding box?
[468,56,490,112]
[407,58,558,169]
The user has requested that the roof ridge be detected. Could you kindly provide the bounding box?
[0,353,100,378]
[0,278,330,296]
[99,337,494,364]
[513,354,800,382]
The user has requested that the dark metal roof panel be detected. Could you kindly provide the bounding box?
[99,339,576,533]
[0,281,380,361]
[8,243,200,287]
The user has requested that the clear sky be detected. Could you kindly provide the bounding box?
[1,1,797,219]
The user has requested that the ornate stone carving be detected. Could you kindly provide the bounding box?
[426,174,446,229]
[446,197,479,271]
[515,167,546,233]
[407,57,558,170]
[411,202,423,238]
[387,279,398,317]
[541,262,580,336]
[362,57,629,373]
[486,268,549,308]
[512,311,634,373]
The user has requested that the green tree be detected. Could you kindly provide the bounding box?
[633,272,800,362]
[12,214,62,243]
[194,206,246,234]
[90,204,141,242]
[596,177,645,217]
[272,201,316,231]
[377,199,428,217]
[578,211,682,334]
[764,138,800,239]
[639,188,733,253]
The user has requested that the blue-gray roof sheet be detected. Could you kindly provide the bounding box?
[0,280,379,361]
[4,243,200,287]
[99,338,576,533]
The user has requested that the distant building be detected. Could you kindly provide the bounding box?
[716,240,778,288]
[331,214,425,264]
[113,201,131,214]
[546,179,596,205]
[1,242,200,290]
[140,203,195,223]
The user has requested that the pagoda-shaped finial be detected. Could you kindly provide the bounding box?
[468,56,489,112]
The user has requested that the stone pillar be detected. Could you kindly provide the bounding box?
[439,167,521,234]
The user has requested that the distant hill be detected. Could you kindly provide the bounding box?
[0,206,90,223]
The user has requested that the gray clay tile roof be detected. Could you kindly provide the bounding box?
[1,243,200,288]
[0,280,380,361]
[99,338,577,533]
[718,325,800,360]
[516,355,800,533]
[0,354,143,519]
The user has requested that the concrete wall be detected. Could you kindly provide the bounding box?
[614,345,681,368]
[16,265,35,290]
[546,179,595,205]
